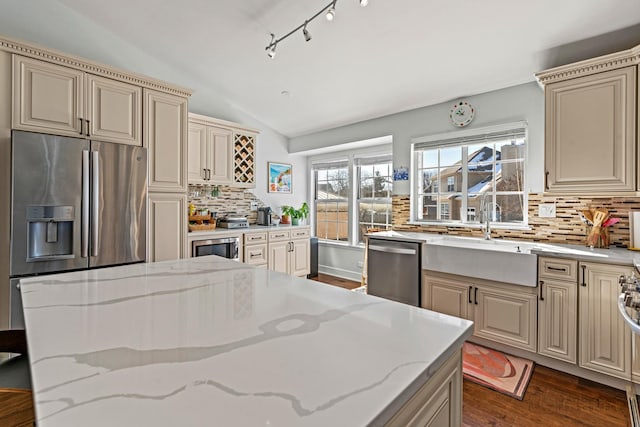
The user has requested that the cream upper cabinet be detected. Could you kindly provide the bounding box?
[13,55,142,145]
[187,113,258,187]
[579,262,632,379]
[207,126,233,184]
[86,74,142,145]
[187,120,233,185]
[187,123,207,183]
[145,89,188,192]
[543,66,637,192]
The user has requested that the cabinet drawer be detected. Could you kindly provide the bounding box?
[291,228,310,239]
[269,230,291,242]
[244,232,267,244]
[244,244,267,265]
[539,257,577,282]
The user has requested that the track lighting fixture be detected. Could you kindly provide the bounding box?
[326,1,337,21]
[265,0,369,58]
[303,21,312,42]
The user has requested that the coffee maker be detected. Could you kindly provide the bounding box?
[257,207,272,226]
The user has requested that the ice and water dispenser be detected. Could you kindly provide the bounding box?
[26,206,75,261]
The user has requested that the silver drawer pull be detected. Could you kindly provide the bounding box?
[250,251,261,258]
[547,266,568,272]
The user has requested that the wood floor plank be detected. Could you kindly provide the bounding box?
[0,390,35,427]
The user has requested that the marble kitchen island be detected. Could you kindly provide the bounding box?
[19,256,473,427]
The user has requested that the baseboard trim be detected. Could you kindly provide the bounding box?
[318,265,361,282]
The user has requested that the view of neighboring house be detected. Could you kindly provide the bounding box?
[422,142,525,223]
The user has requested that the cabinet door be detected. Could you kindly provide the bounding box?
[144,89,188,192]
[187,123,207,184]
[290,238,310,277]
[148,192,187,262]
[13,55,83,136]
[422,275,470,320]
[474,285,537,352]
[545,66,636,192]
[86,74,142,145]
[207,126,233,184]
[268,241,290,274]
[244,243,267,266]
[538,278,577,363]
[579,262,632,379]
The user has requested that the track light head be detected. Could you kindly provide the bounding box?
[303,21,312,42]
[359,0,368,6]
[326,1,337,21]
[266,33,277,59]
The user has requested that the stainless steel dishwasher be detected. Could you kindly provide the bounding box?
[367,238,421,306]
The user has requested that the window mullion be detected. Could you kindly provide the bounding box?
[461,146,468,223]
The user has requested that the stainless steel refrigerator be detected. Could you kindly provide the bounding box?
[9,130,147,327]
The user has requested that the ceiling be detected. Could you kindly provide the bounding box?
[3,1,640,138]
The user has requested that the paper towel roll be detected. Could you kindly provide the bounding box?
[630,210,640,249]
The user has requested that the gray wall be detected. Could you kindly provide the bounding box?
[293,82,545,280]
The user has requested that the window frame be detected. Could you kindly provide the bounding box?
[410,122,528,227]
[355,154,393,244]
[309,145,393,246]
[313,160,350,242]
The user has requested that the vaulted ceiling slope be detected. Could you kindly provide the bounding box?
[1,0,639,138]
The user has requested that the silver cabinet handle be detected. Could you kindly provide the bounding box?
[547,266,567,272]
[86,119,90,137]
[581,265,587,287]
[79,118,84,135]
[539,280,544,301]
[82,150,90,258]
[468,286,472,304]
[91,151,100,257]
[203,168,207,180]
[368,244,416,255]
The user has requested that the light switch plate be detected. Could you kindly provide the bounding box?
[250,201,258,211]
[538,203,556,218]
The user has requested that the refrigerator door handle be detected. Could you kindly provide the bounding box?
[91,151,100,257]
[82,150,90,258]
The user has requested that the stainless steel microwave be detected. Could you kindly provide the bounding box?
[191,237,240,260]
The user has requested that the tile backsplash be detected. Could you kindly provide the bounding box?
[392,193,640,247]
[188,185,266,223]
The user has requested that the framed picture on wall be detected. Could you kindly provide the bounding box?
[268,162,292,193]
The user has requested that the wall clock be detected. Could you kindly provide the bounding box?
[449,101,475,127]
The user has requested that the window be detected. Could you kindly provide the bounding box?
[412,124,526,226]
[447,176,455,192]
[356,155,393,243]
[314,161,349,241]
[311,151,392,245]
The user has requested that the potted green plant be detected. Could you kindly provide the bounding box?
[291,202,309,225]
[280,205,294,225]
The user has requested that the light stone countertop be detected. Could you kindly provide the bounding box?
[369,230,640,268]
[20,256,473,427]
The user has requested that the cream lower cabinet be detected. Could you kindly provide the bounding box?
[13,55,142,145]
[244,231,268,268]
[385,350,461,427]
[148,193,187,262]
[579,262,632,379]
[423,272,537,352]
[267,228,310,277]
[537,257,578,364]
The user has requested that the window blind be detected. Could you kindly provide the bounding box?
[414,127,526,151]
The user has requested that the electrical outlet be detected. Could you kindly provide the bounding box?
[250,201,258,211]
[538,203,556,218]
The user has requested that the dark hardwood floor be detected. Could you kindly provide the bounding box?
[314,273,632,427]
[0,390,35,427]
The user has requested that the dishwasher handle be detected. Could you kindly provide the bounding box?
[368,244,417,255]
